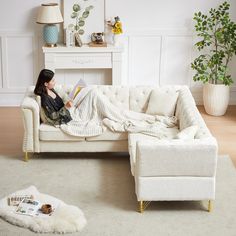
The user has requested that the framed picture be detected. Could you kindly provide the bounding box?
[63,0,105,44]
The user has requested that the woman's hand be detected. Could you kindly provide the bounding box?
[65,100,73,109]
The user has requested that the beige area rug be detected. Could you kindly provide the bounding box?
[0,153,235,236]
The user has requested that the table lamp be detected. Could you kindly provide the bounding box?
[36,3,63,47]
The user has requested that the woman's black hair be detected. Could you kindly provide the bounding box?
[34,69,54,96]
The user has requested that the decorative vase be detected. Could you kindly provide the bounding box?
[43,24,58,47]
[203,83,230,116]
[113,34,121,46]
[74,32,83,47]
[104,24,113,44]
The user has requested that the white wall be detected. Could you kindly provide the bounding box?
[0,0,236,105]
[0,0,60,105]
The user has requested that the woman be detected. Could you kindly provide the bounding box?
[34,69,177,138]
[34,69,73,126]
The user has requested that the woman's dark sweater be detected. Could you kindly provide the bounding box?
[41,89,72,126]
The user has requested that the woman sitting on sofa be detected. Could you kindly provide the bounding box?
[34,69,177,137]
[34,69,73,126]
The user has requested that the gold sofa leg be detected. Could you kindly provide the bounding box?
[208,200,213,212]
[24,152,29,162]
[138,201,151,213]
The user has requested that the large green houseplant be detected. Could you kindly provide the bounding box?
[191,1,236,116]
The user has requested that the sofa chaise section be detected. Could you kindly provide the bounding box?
[131,87,218,212]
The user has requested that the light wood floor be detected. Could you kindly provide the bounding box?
[198,106,236,167]
[0,106,236,166]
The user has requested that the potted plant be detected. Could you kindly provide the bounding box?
[191,1,236,116]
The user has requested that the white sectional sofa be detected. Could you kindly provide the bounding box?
[21,85,218,213]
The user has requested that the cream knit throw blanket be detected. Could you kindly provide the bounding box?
[60,89,177,138]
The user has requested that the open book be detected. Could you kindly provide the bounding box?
[15,198,41,216]
[68,79,93,106]
[69,79,87,100]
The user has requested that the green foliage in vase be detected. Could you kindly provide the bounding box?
[191,1,236,85]
[70,1,94,35]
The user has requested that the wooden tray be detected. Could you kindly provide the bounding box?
[88,42,107,47]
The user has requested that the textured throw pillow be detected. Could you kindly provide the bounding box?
[175,125,198,140]
[146,89,179,116]
[35,95,49,124]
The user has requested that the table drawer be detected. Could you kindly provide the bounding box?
[54,53,112,69]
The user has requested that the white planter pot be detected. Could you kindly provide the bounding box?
[203,83,230,116]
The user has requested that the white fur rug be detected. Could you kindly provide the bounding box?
[0,186,86,233]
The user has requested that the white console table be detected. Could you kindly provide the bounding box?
[43,44,123,85]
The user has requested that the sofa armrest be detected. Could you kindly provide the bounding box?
[21,96,40,152]
[175,87,212,139]
[136,137,218,177]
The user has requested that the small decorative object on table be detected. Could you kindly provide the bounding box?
[107,16,123,46]
[65,24,75,47]
[89,32,107,47]
[74,32,83,47]
[41,204,52,214]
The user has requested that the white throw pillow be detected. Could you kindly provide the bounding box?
[146,89,179,116]
[175,125,198,140]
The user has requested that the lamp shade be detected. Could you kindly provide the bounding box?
[36,3,63,24]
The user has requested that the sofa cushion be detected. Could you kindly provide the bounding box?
[128,134,159,176]
[174,125,198,140]
[35,95,48,124]
[39,124,127,142]
[39,124,85,141]
[146,89,179,116]
[128,129,179,176]
[136,138,218,177]
[86,130,128,141]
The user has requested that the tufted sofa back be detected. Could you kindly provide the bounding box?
[129,87,152,112]
[94,85,152,112]
[95,86,130,110]
[28,84,188,114]
[129,86,182,113]
[94,85,183,113]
